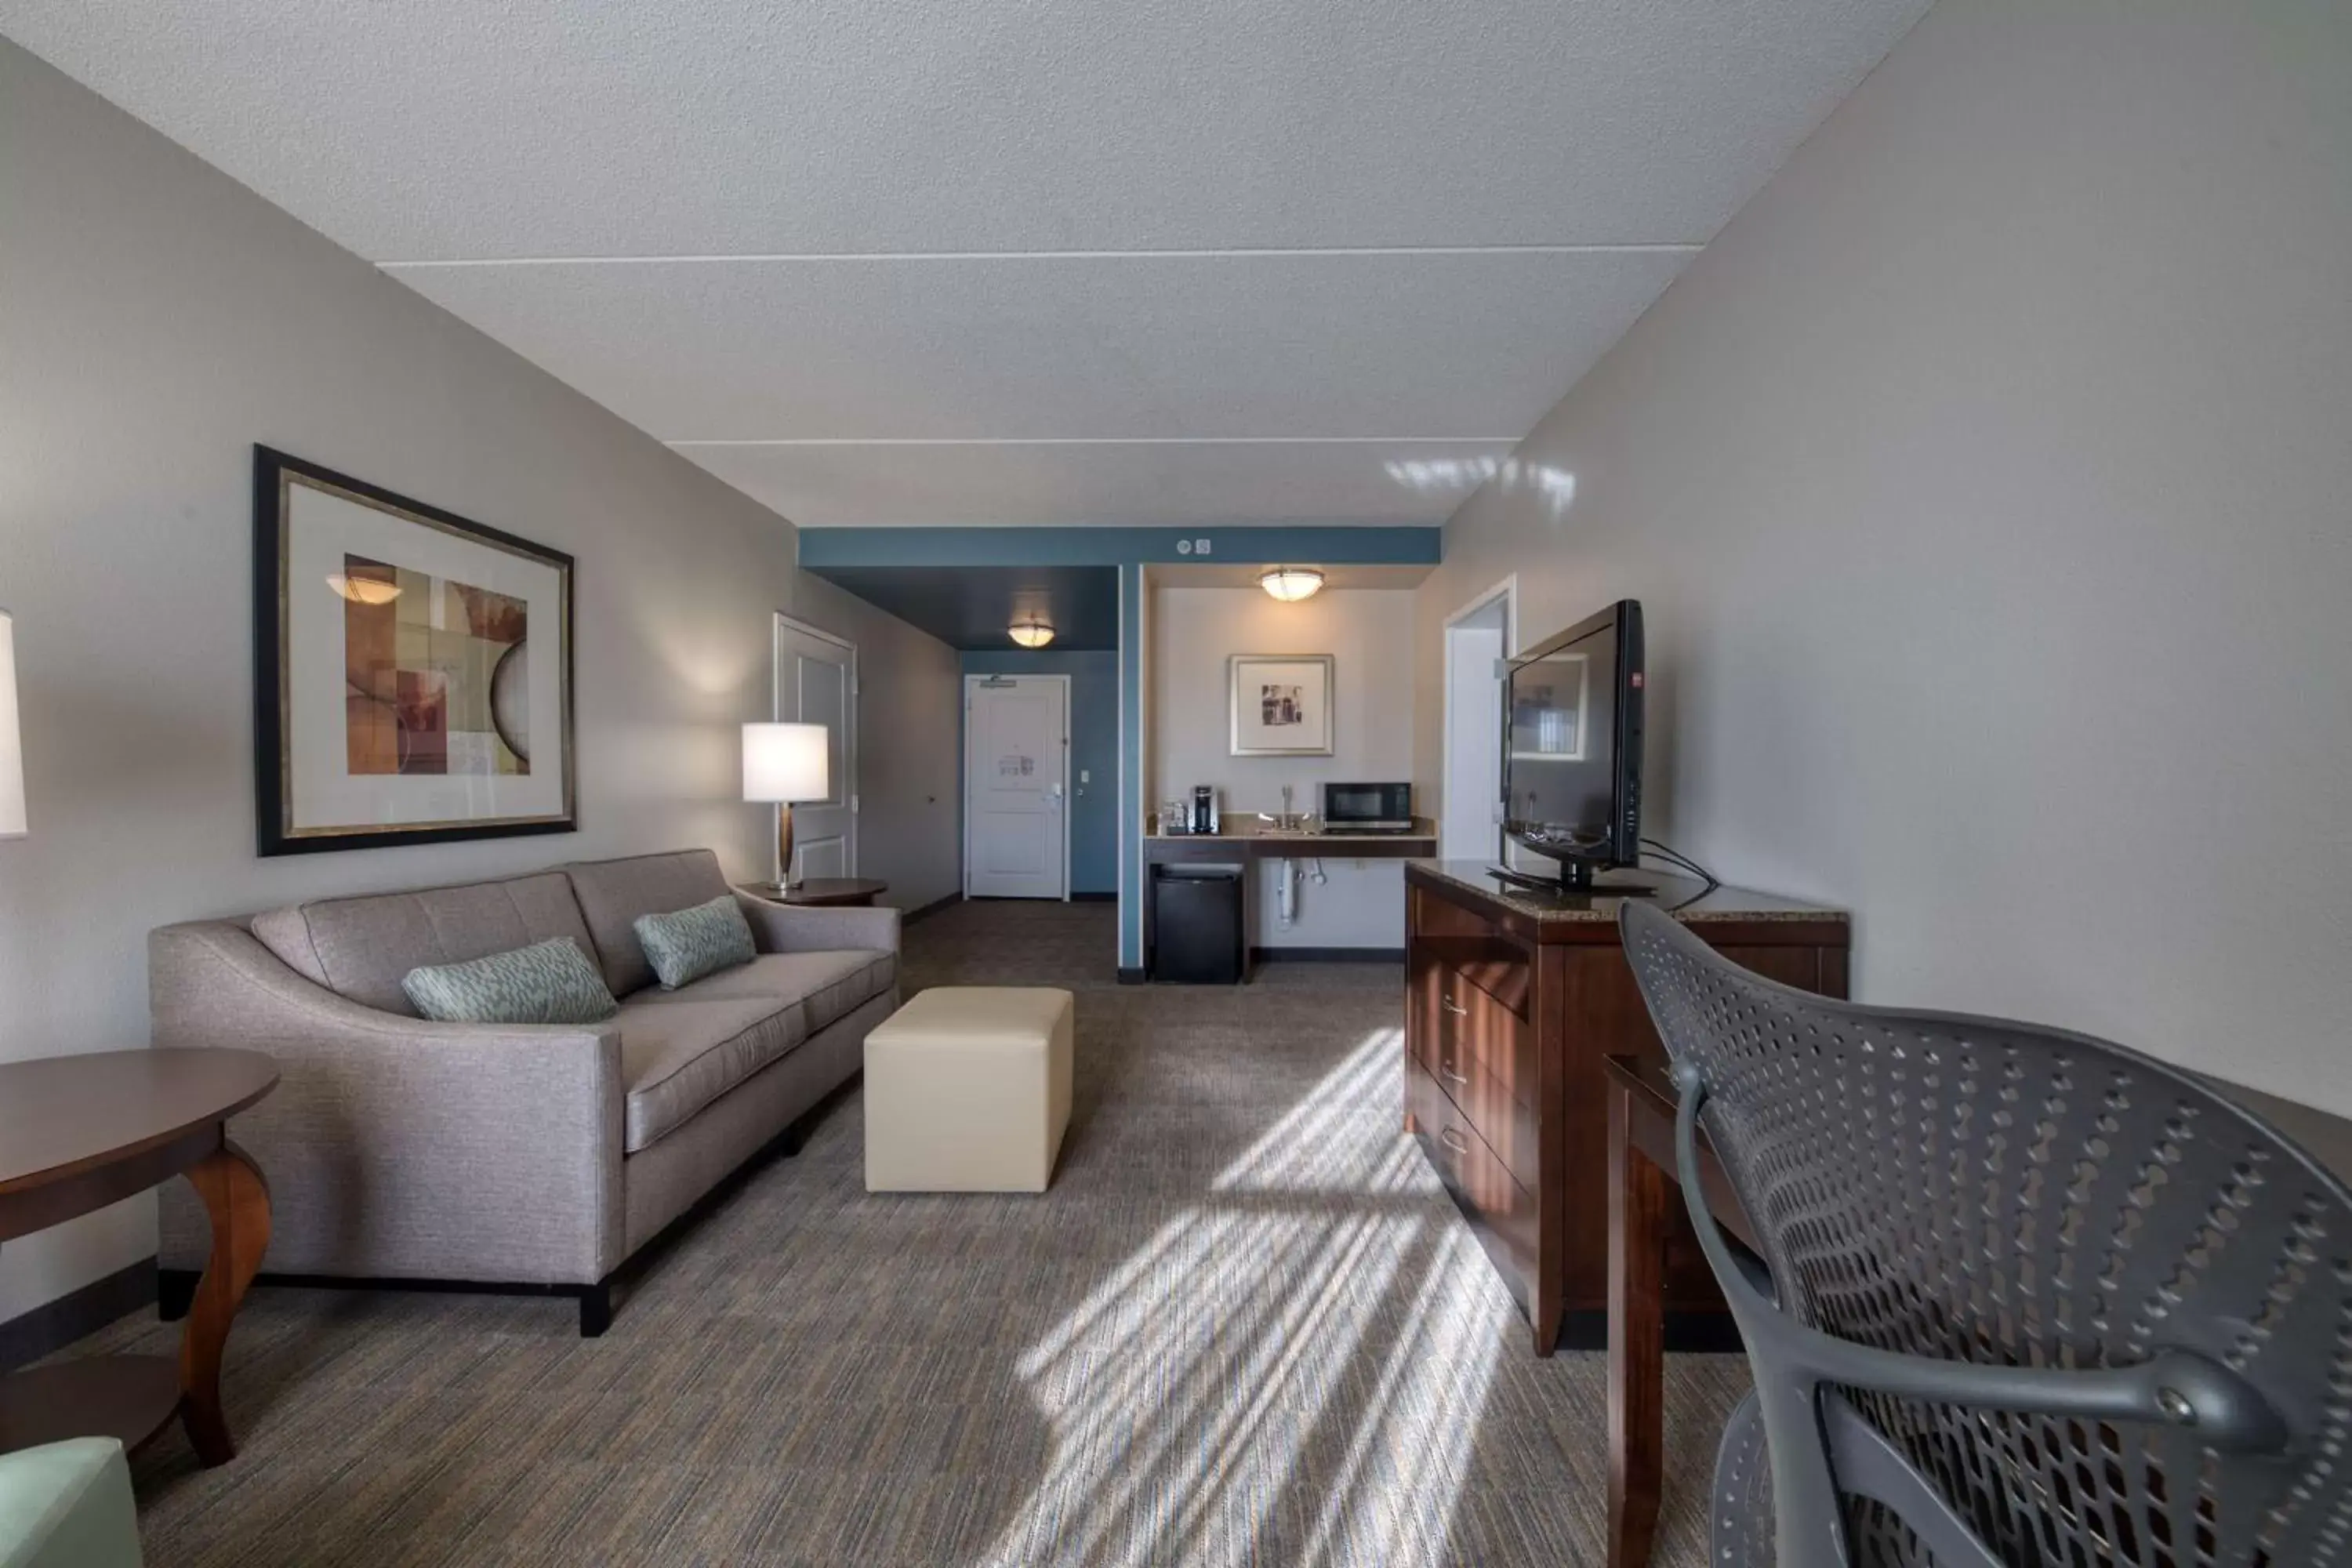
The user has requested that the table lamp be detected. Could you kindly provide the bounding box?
[742,722,828,891]
[0,610,24,840]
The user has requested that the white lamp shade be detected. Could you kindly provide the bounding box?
[0,611,23,839]
[742,722,829,804]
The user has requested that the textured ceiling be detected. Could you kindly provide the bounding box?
[0,0,1928,527]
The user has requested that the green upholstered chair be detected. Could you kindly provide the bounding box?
[0,1439,143,1568]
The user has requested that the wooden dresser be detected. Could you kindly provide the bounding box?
[1403,860,1851,1354]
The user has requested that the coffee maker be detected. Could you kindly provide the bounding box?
[1189,785,1221,836]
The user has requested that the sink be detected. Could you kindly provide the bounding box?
[1254,813,1317,837]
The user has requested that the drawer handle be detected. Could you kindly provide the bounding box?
[1439,1127,1471,1156]
[1440,995,1469,1017]
[1440,1059,1471,1086]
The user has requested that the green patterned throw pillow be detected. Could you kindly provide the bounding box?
[634,895,758,991]
[402,938,619,1025]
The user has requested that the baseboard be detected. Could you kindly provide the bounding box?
[1249,946,1407,964]
[0,1257,156,1374]
[1116,966,1147,985]
[1069,890,1116,902]
[900,892,961,926]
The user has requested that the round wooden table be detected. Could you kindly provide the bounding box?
[737,877,889,908]
[0,1048,277,1466]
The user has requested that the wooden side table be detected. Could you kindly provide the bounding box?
[0,1048,278,1467]
[736,877,888,908]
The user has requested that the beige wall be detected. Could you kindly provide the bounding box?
[0,40,959,1322]
[1415,0,2352,1109]
[1152,586,1414,948]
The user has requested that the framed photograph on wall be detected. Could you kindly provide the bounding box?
[1229,653,1334,757]
[254,446,575,855]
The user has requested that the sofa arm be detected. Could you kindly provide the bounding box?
[150,921,624,1286]
[732,894,901,956]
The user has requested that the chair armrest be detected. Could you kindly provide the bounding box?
[732,894,900,956]
[150,920,625,1284]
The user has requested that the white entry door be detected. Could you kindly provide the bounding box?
[776,615,857,881]
[965,675,1069,899]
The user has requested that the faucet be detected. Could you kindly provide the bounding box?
[1280,784,1293,820]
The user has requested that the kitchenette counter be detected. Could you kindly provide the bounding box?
[1145,816,1438,861]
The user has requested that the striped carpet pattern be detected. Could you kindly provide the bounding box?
[72,899,1747,1566]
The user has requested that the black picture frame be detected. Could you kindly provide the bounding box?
[253,445,577,855]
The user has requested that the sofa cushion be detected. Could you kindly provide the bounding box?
[635,950,896,1031]
[633,896,757,991]
[401,937,619,1025]
[618,950,898,1152]
[564,850,733,997]
[251,871,597,1016]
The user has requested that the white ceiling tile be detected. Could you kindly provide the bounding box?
[1,0,1926,527]
[0,0,1927,258]
[684,441,1521,528]
[387,250,1689,441]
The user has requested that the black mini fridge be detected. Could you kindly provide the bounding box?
[1152,864,1244,984]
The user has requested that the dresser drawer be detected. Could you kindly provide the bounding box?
[1435,967,1537,1113]
[1421,1018,1541,1190]
[1406,1058,1540,1305]
[1410,892,1533,1018]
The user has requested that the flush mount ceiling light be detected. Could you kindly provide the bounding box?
[1007,618,1055,649]
[325,572,401,605]
[1258,567,1325,603]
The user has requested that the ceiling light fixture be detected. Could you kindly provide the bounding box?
[1007,618,1055,649]
[325,572,401,606]
[1258,567,1325,603]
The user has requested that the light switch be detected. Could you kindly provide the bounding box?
[1079,770,1090,784]
[1195,536,1213,554]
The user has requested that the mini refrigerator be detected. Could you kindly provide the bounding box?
[1152,864,1244,984]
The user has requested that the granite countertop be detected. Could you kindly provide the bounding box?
[1152,815,1437,844]
[1406,858,1849,924]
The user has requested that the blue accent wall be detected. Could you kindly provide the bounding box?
[1118,563,1145,970]
[960,650,1118,894]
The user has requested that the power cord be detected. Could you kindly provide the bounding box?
[1641,837,1721,898]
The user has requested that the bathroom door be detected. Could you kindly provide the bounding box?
[775,615,857,881]
[964,675,1069,899]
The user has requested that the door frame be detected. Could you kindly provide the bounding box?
[961,672,1073,901]
[1440,575,1517,862]
[774,612,858,877]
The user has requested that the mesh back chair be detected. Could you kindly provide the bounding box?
[1617,900,2352,1567]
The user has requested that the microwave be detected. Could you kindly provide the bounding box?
[1321,781,1414,833]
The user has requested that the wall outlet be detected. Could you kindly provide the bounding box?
[1194,536,1213,554]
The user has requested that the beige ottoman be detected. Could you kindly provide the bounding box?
[863,986,1074,1192]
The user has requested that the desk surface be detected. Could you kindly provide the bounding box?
[1610,1049,2352,1186]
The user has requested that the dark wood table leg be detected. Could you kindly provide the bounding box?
[1608,1078,1668,1568]
[178,1137,269,1465]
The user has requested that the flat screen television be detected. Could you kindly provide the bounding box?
[1500,600,1644,890]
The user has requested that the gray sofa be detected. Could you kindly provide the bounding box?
[149,849,897,1334]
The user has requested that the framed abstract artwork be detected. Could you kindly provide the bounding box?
[1229,653,1334,757]
[254,446,575,855]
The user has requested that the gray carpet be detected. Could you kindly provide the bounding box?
[71,899,1747,1566]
